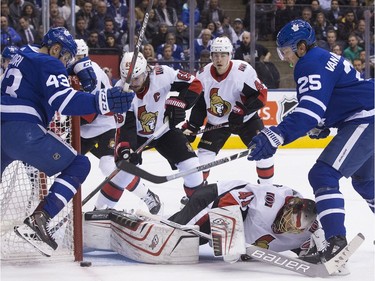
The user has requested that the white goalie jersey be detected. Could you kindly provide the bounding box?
[216,180,316,252]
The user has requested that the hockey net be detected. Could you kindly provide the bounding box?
[0,114,83,262]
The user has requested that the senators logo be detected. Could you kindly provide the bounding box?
[264,192,275,208]
[254,234,276,249]
[138,105,158,135]
[208,88,231,117]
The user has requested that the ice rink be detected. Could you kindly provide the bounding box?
[1,148,374,281]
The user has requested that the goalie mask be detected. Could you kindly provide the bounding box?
[272,197,316,234]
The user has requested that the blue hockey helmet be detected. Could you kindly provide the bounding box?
[42,27,77,60]
[2,46,19,59]
[276,20,316,59]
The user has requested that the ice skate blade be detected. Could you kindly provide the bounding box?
[14,225,54,257]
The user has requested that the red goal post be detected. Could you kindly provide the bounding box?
[0,115,83,262]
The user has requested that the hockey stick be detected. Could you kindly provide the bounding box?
[191,122,229,136]
[123,0,154,91]
[136,209,365,278]
[117,148,252,184]
[81,120,169,206]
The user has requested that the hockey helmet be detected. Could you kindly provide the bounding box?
[74,39,89,57]
[42,27,77,61]
[2,46,19,59]
[272,197,317,234]
[276,20,316,60]
[120,52,148,81]
[210,36,233,56]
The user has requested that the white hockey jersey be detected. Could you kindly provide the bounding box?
[80,61,116,139]
[216,180,314,252]
[116,65,201,139]
[196,60,267,125]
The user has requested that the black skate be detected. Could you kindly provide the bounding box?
[142,190,161,215]
[301,235,347,264]
[14,211,58,257]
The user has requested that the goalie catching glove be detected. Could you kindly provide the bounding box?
[248,126,284,161]
[164,98,187,129]
[95,87,134,114]
[115,142,140,165]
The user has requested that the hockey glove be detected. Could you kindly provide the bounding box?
[307,125,330,139]
[73,57,97,92]
[164,98,187,129]
[115,142,140,165]
[228,102,248,129]
[181,121,199,143]
[95,87,134,114]
[248,126,284,161]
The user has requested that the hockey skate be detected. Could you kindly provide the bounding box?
[14,211,58,257]
[142,190,161,215]
[300,235,348,264]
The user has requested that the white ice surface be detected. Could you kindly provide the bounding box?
[1,149,374,281]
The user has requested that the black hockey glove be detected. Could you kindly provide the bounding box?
[115,142,140,165]
[164,98,187,129]
[307,125,331,139]
[228,102,248,129]
[181,121,199,143]
[95,87,134,114]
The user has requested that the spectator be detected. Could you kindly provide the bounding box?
[310,0,323,23]
[352,57,365,77]
[99,17,121,47]
[325,0,344,28]
[142,43,158,65]
[331,43,344,55]
[274,0,300,39]
[1,16,22,51]
[345,0,365,21]
[244,0,275,40]
[49,3,61,28]
[59,0,80,26]
[102,66,118,86]
[155,0,178,27]
[1,2,17,28]
[167,0,184,18]
[319,0,331,11]
[104,33,122,53]
[206,21,222,38]
[18,16,40,45]
[160,43,183,70]
[312,12,334,41]
[21,2,41,31]
[193,28,213,60]
[135,0,150,22]
[51,15,68,29]
[343,33,363,61]
[9,0,24,25]
[181,0,201,26]
[231,18,245,49]
[234,31,270,63]
[106,0,128,32]
[156,32,185,61]
[200,0,226,28]
[87,30,101,48]
[318,29,345,51]
[151,22,168,50]
[354,19,370,49]
[300,7,313,24]
[175,20,190,50]
[145,8,160,43]
[197,49,211,70]
[88,0,111,33]
[337,10,357,42]
[75,16,90,41]
[76,0,94,30]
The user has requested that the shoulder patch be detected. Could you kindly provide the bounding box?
[155,66,164,75]
[238,63,247,72]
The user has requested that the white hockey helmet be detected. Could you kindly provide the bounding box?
[272,197,317,234]
[74,39,89,57]
[210,36,233,56]
[120,52,148,81]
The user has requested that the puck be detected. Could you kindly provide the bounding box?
[80,261,92,267]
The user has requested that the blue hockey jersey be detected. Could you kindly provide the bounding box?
[278,47,374,144]
[1,45,99,128]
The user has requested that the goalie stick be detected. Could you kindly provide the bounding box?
[135,209,365,278]
[116,148,252,184]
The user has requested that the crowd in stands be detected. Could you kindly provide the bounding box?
[1,0,374,86]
